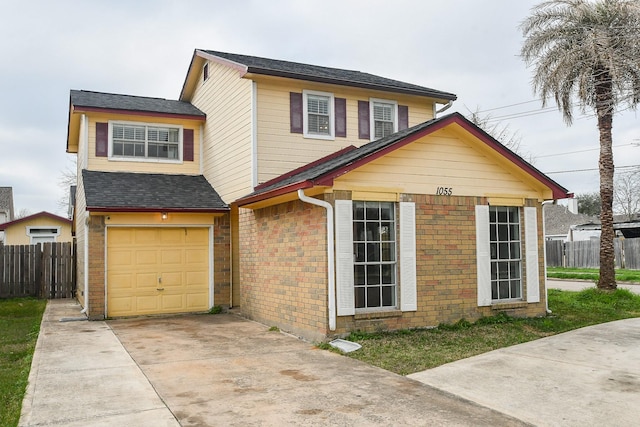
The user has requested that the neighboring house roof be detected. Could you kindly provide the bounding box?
[236,112,571,206]
[543,204,599,237]
[181,49,457,101]
[0,211,71,231]
[82,170,229,213]
[0,187,15,221]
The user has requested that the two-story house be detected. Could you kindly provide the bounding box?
[67,49,570,341]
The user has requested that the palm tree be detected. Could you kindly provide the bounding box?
[521,0,640,290]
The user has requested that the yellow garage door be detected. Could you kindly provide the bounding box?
[107,227,210,317]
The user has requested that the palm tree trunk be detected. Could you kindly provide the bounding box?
[596,71,617,290]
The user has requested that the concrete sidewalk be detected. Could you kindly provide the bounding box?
[409,318,640,426]
[19,300,178,427]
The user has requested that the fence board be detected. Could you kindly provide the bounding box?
[548,237,640,270]
[0,242,76,299]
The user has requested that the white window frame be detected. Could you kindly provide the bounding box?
[303,90,335,140]
[369,98,398,141]
[108,121,183,164]
[335,200,417,316]
[353,201,398,311]
[489,206,523,302]
[26,226,61,244]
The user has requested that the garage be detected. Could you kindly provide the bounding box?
[107,227,211,317]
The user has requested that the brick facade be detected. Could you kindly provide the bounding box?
[240,193,547,341]
[239,199,329,341]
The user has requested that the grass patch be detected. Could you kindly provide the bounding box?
[341,289,640,375]
[547,267,640,282]
[0,298,46,427]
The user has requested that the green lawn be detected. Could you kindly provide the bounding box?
[336,288,640,375]
[0,298,46,427]
[547,266,640,282]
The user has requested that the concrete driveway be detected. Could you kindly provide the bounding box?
[108,312,521,426]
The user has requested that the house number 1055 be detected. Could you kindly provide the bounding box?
[436,187,453,196]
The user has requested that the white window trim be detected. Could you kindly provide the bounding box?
[26,226,61,244]
[369,98,398,141]
[303,89,335,140]
[107,120,184,164]
[335,200,417,315]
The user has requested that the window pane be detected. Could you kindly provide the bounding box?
[381,242,395,262]
[511,280,521,298]
[355,287,365,308]
[381,264,395,284]
[382,286,394,306]
[497,208,508,223]
[366,222,379,241]
[367,243,380,261]
[354,202,364,220]
[367,264,380,285]
[367,287,381,308]
[355,265,365,285]
[499,281,510,299]
[489,206,522,301]
[355,243,365,262]
[366,205,379,220]
[491,282,499,300]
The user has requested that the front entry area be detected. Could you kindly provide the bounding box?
[106,227,210,317]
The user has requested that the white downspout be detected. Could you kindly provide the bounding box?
[297,189,336,331]
[542,200,554,314]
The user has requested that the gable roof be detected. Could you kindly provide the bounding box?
[543,204,599,236]
[0,187,14,220]
[70,90,205,118]
[0,211,71,230]
[181,49,457,101]
[82,170,228,213]
[236,112,571,207]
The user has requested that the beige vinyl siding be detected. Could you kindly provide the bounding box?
[334,127,551,200]
[85,113,203,176]
[191,61,253,203]
[253,76,435,185]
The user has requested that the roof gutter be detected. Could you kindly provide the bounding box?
[85,207,229,213]
[297,189,336,332]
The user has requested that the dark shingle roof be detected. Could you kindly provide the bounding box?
[82,170,228,212]
[70,90,205,117]
[238,112,571,205]
[201,50,457,100]
[543,204,599,236]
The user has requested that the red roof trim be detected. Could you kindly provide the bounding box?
[0,211,71,230]
[254,145,357,191]
[236,181,314,207]
[72,106,206,121]
[85,206,228,213]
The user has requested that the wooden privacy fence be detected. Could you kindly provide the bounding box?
[545,237,640,269]
[0,242,76,299]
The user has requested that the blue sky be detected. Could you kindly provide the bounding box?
[1,0,638,215]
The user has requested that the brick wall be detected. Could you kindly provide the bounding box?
[213,213,231,307]
[336,195,547,336]
[239,199,328,341]
[239,194,547,341]
[87,215,105,319]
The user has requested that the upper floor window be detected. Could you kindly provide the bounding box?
[370,99,398,140]
[303,90,334,140]
[203,62,209,82]
[110,123,182,161]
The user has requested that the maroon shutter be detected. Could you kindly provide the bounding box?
[358,101,370,139]
[290,92,303,133]
[183,129,194,161]
[398,105,409,131]
[335,97,346,137]
[95,122,108,157]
